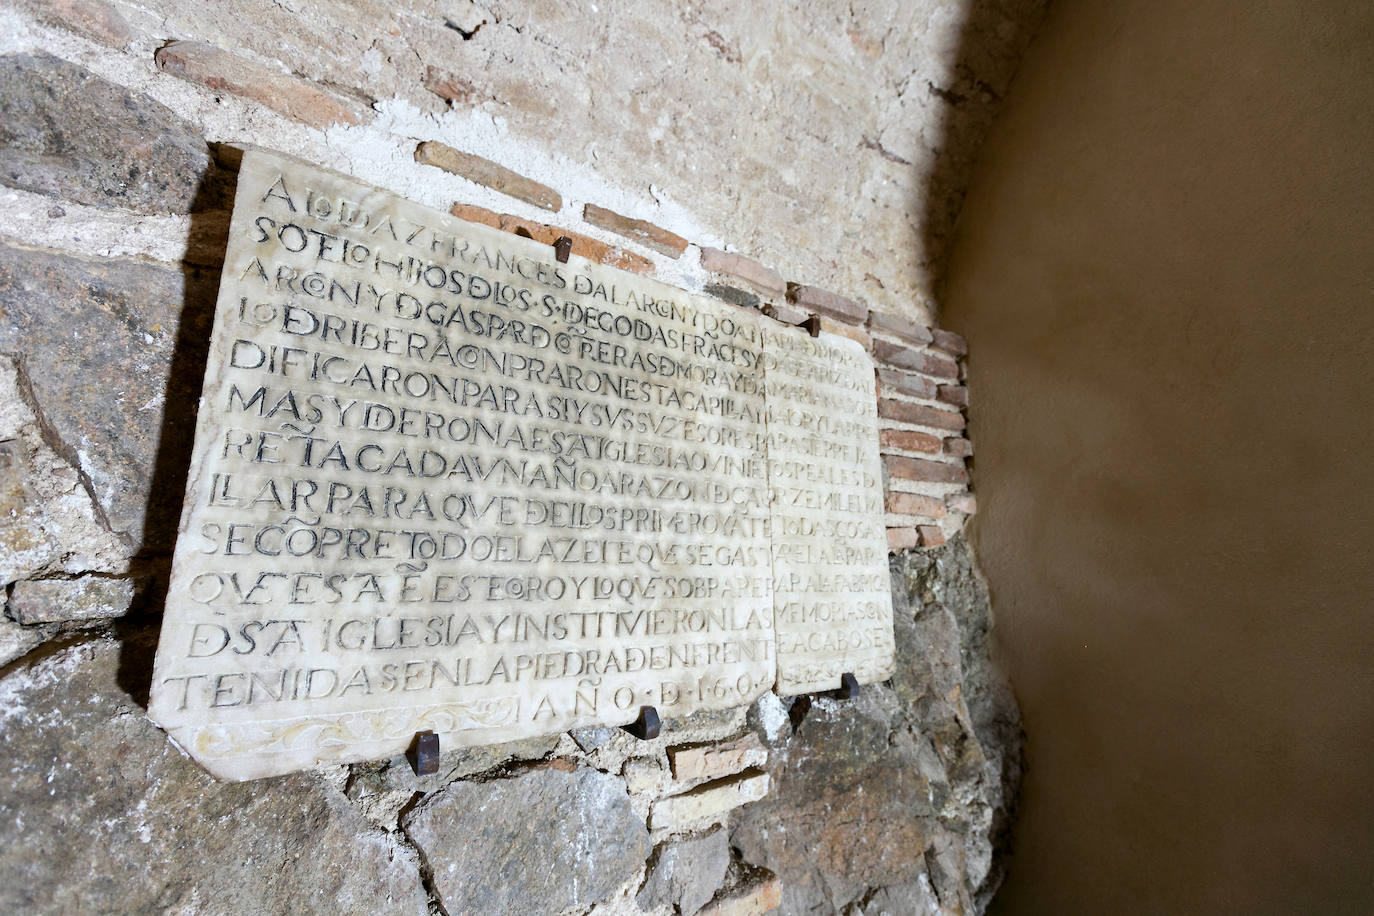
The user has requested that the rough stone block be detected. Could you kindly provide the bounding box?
[917,525,946,548]
[879,428,942,454]
[0,617,45,668]
[649,771,770,830]
[8,576,133,624]
[0,244,217,552]
[884,455,969,485]
[887,527,920,551]
[877,399,966,432]
[886,492,947,518]
[876,367,938,400]
[670,734,768,783]
[699,870,783,916]
[0,637,429,914]
[786,283,867,324]
[583,203,688,257]
[947,493,978,515]
[155,41,368,129]
[15,0,131,48]
[0,54,211,214]
[419,141,561,210]
[944,437,974,458]
[699,247,785,295]
[937,384,969,407]
[930,327,968,357]
[636,828,731,916]
[450,202,650,273]
[868,310,934,346]
[403,766,648,916]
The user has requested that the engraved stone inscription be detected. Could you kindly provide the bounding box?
[764,327,894,694]
[148,149,776,780]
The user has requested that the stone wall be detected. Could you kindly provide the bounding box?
[0,1,1038,912]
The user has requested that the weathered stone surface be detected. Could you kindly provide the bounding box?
[887,491,946,518]
[731,538,1021,914]
[670,734,768,782]
[917,525,946,548]
[947,493,978,515]
[878,399,965,431]
[938,384,969,408]
[884,454,969,485]
[8,575,133,623]
[872,340,959,379]
[155,41,368,129]
[945,437,975,458]
[887,527,920,552]
[650,771,770,830]
[0,617,46,668]
[930,328,969,357]
[637,827,731,916]
[417,140,561,209]
[14,0,131,47]
[762,302,809,326]
[0,634,429,915]
[880,428,942,455]
[869,310,934,346]
[0,54,211,214]
[0,244,217,551]
[403,766,649,916]
[699,866,783,916]
[583,203,690,257]
[876,367,939,400]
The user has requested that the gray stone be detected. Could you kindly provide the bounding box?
[0,53,214,214]
[403,765,649,916]
[348,732,560,795]
[8,575,133,624]
[0,244,218,551]
[637,827,731,916]
[730,536,1022,915]
[571,724,621,753]
[0,617,46,668]
[0,633,429,915]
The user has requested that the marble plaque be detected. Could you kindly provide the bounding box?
[764,328,894,694]
[149,149,777,780]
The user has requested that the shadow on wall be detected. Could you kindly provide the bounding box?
[939,0,1374,912]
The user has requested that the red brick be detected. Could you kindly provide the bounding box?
[947,493,978,514]
[583,203,687,257]
[762,302,808,325]
[423,65,481,105]
[877,399,965,431]
[887,527,920,551]
[700,247,784,295]
[886,491,946,518]
[937,384,968,407]
[418,142,561,211]
[944,437,973,458]
[155,41,368,129]
[871,339,959,378]
[22,0,130,47]
[450,203,652,274]
[786,283,867,324]
[884,454,969,485]
[917,525,947,547]
[931,327,968,356]
[876,367,938,400]
[820,316,871,349]
[880,428,941,454]
[868,310,933,346]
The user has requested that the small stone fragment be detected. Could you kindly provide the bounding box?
[698,868,783,916]
[583,203,688,257]
[786,283,867,324]
[636,828,731,916]
[669,734,768,782]
[8,576,133,624]
[423,65,480,104]
[403,766,648,916]
[570,724,620,753]
[699,247,784,295]
[649,771,769,830]
[418,141,561,210]
[156,41,368,129]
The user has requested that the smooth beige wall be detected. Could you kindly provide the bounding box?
[942,1,1374,911]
